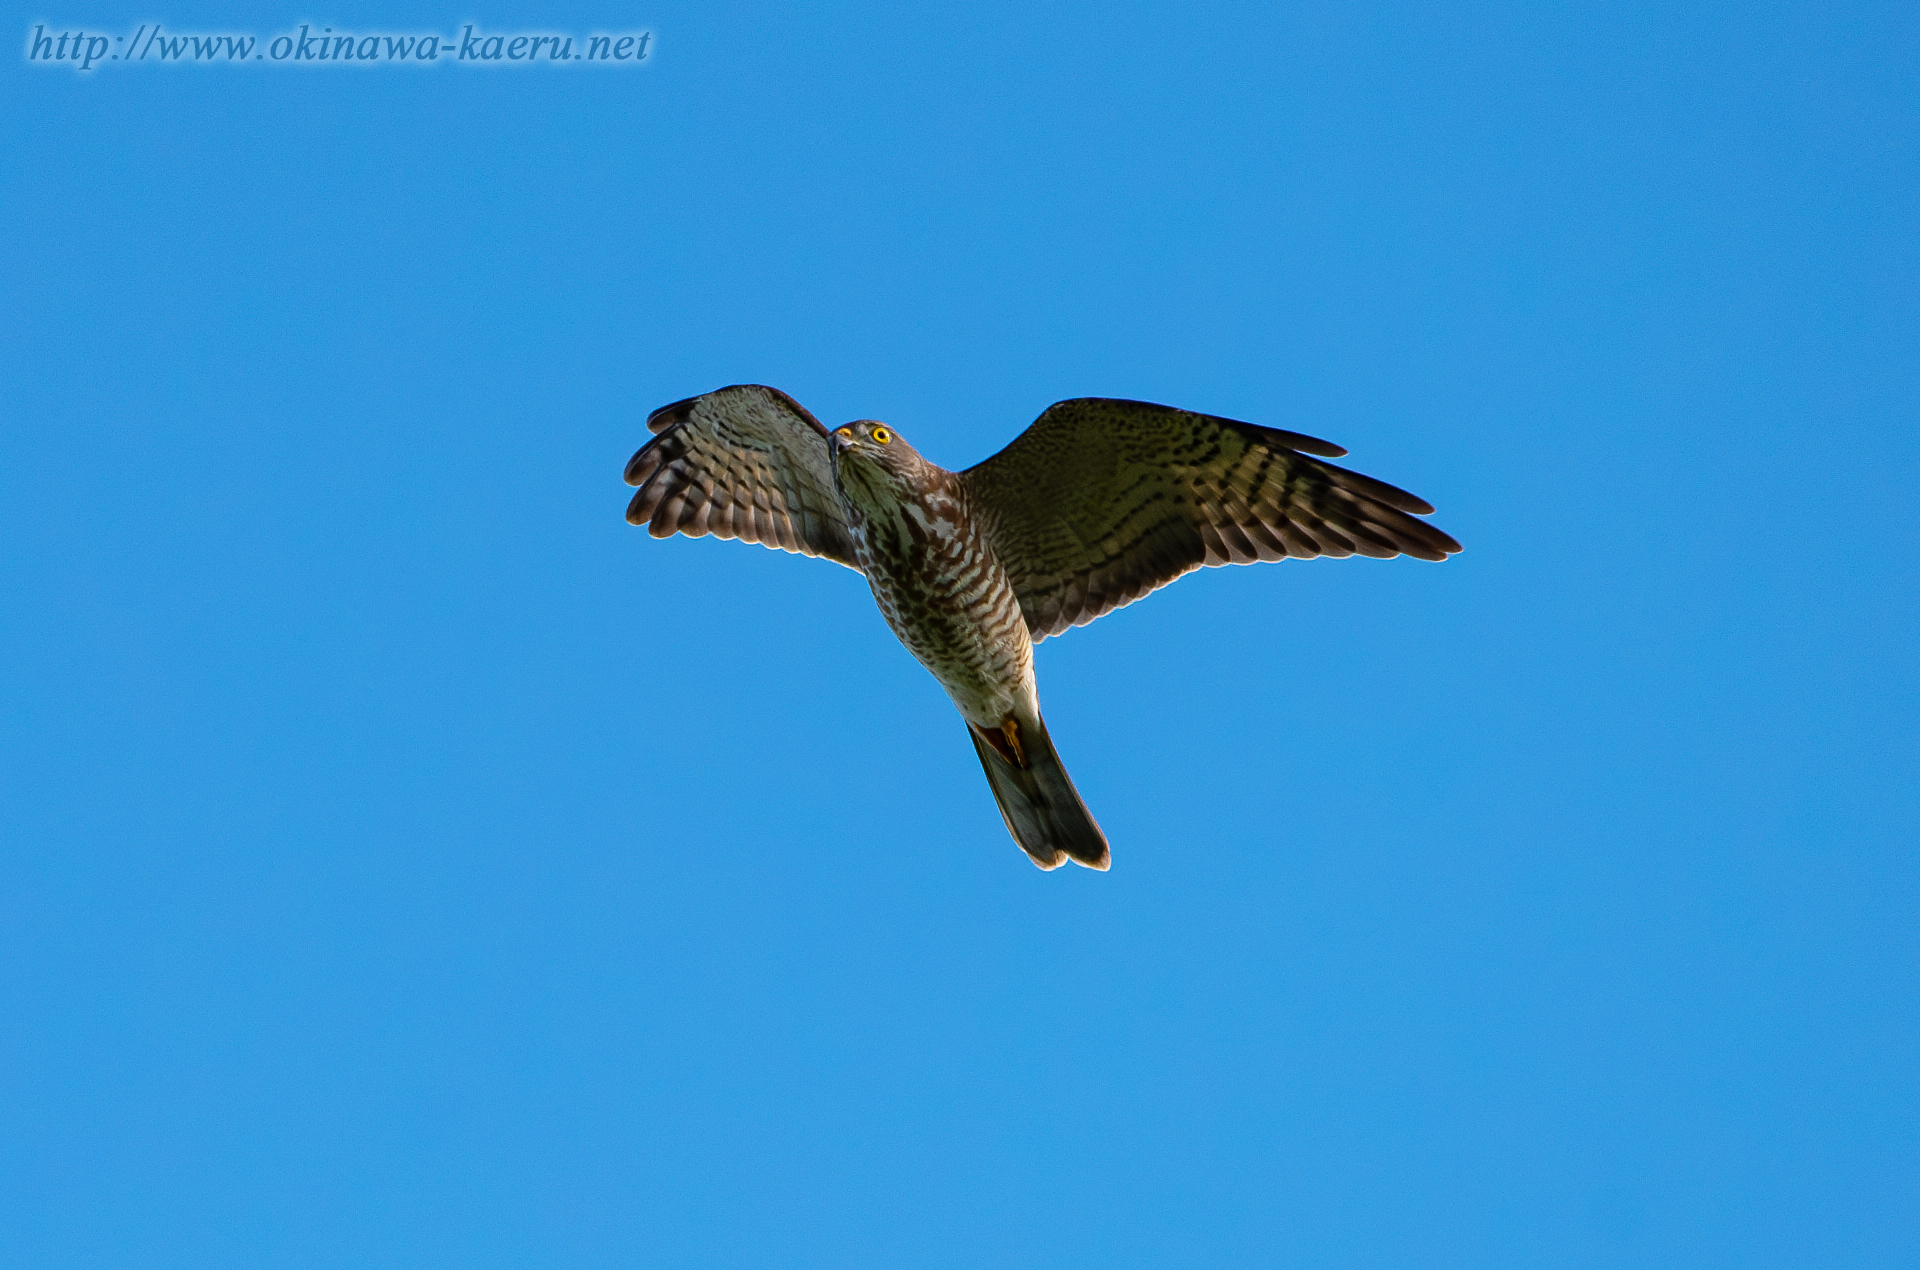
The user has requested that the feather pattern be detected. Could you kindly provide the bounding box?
[624,385,1462,871]
[624,384,861,570]
[958,398,1462,640]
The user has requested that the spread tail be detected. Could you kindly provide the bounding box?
[966,712,1110,871]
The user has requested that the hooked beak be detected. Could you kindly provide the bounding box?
[831,430,854,458]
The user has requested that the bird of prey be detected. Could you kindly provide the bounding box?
[624,385,1460,871]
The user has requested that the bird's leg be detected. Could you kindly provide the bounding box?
[1001,716,1027,768]
[972,716,1029,769]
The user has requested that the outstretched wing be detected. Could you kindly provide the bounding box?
[960,398,1461,640]
[625,384,860,570]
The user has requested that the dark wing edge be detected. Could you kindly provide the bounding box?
[624,384,861,570]
[961,398,1462,641]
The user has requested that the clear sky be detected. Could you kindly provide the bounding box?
[5,2,1916,1266]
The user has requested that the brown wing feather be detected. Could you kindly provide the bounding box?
[959,398,1461,640]
[624,384,861,570]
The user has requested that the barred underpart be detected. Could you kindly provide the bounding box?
[621,384,1462,870]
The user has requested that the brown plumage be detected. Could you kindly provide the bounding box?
[624,385,1461,870]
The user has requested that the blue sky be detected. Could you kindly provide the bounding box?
[5,2,1915,1265]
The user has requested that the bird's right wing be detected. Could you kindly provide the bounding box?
[625,384,862,570]
[960,398,1460,640]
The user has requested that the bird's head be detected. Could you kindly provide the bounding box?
[829,420,930,506]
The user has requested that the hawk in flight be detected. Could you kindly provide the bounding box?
[624,385,1460,871]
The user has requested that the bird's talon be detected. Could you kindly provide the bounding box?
[1001,717,1026,767]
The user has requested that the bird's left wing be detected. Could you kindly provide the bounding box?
[960,398,1461,640]
[625,384,861,570]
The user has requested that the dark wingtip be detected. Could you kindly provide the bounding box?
[1244,423,1349,459]
[1391,519,1462,560]
[624,431,670,486]
[644,396,697,436]
[1196,416,1345,459]
[1320,461,1443,516]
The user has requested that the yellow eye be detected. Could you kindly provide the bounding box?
[871,426,893,445]
[834,427,853,440]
